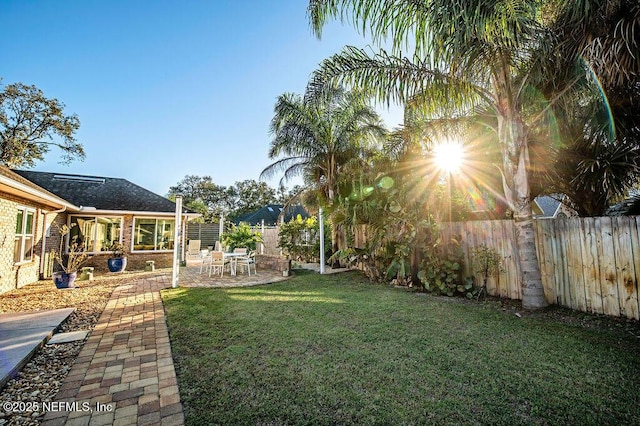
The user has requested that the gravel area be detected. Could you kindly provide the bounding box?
[0,270,170,425]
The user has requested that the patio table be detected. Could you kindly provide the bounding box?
[222,252,245,276]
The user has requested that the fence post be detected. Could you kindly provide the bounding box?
[319,208,325,274]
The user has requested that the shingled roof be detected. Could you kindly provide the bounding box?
[13,170,184,214]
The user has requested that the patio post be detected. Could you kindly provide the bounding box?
[319,208,325,274]
[219,213,224,246]
[172,196,182,288]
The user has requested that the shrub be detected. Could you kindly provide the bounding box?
[278,215,331,262]
[222,223,263,251]
[417,237,472,298]
[470,245,505,299]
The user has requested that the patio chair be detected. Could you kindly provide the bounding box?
[187,240,202,260]
[235,250,256,276]
[209,251,230,277]
[199,250,211,274]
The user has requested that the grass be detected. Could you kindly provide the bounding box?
[162,270,640,425]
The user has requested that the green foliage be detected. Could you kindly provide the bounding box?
[278,215,331,262]
[471,245,505,299]
[167,176,279,223]
[0,81,83,168]
[222,223,263,251]
[417,237,471,298]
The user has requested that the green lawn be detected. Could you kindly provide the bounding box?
[162,270,640,425]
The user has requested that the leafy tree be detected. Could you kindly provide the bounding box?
[232,179,278,219]
[529,0,640,216]
[0,81,83,168]
[261,85,387,259]
[276,184,305,205]
[168,175,235,222]
[168,176,279,222]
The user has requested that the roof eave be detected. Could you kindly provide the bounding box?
[70,208,201,218]
[0,174,79,210]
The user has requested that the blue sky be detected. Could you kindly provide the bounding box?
[0,0,402,196]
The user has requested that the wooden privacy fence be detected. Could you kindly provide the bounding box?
[187,223,220,248]
[254,226,280,256]
[440,217,640,320]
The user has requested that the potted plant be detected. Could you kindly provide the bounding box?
[107,241,127,273]
[50,224,88,289]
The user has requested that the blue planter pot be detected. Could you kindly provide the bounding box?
[107,257,127,273]
[53,272,77,289]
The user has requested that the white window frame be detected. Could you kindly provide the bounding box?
[132,217,175,252]
[68,215,124,254]
[14,206,36,264]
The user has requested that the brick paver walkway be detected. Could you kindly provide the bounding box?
[42,275,183,426]
[39,265,297,425]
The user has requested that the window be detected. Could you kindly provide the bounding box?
[14,207,35,263]
[133,218,175,251]
[69,216,122,253]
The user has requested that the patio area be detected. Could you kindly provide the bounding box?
[178,259,292,288]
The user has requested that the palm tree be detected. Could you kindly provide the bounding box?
[260,85,387,256]
[529,0,640,216]
[308,0,551,308]
[308,0,640,309]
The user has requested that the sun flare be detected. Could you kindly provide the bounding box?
[434,141,464,173]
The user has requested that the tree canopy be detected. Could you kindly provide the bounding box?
[0,81,83,168]
[167,176,280,223]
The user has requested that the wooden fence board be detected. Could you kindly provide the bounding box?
[536,220,555,304]
[546,220,562,305]
[613,217,639,319]
[597,217,621,317]
[567,218,587,312]
[581,218,602,314]
[551,219,567,308]
[499,220,517,299]
[630,217,640,320]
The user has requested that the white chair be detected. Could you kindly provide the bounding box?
[235,250,256,275]
[187,240,202,260]
[209,251,230,277]
[199,250,211,274]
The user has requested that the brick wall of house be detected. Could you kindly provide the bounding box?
[0,195,62,294]
[0,208,178,293]
[0,198,18,294]
[42,213,68,278]
[82,214,173,273]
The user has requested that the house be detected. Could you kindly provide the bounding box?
[532,195,577,219]
[233,204,310,226]
[0,166,197,295]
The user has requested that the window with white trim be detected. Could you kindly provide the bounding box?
[69,216,122,253]
[14,207,35,263]
[133,218,175,251]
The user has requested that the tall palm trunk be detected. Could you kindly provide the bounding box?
[498,110,549,309]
